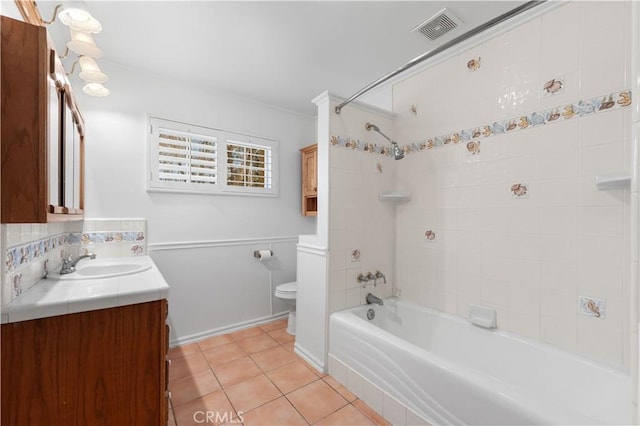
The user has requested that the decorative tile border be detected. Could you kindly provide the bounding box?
[330,135,395,156]
[5,234,67,272]
[74,231,145,245]
[5,231,146,273]
[330,90,632,157]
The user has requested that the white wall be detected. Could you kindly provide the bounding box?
[72,62,316,344]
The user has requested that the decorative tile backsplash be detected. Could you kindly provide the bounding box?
[331,90,632,157]
[1,223,79,305]
[5,234,67,272]
[2,219,147,306]
[78,219,147,258]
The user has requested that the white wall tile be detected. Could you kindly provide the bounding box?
[346,367,365,399]
[578,236,623,269]
[383,393,407,426]
[362,379,384,415]
[328,356,347,386]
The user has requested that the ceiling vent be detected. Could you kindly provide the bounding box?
[412,8,463,41]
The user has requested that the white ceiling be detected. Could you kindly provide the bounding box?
[36,1,527,116]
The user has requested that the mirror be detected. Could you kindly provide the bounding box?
[48,77,61,208]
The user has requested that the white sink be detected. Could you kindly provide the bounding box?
[50,257,152,280]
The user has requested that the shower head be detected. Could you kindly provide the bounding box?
[365,122,404,160]
[391,142,405,160]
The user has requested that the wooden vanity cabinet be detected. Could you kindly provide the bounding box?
[1,300,169,425]
[1,16,84,223]
[301,143,318,216]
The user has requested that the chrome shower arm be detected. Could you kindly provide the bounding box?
[365,122,393,144]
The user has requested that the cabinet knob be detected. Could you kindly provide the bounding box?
[312,187,317,192]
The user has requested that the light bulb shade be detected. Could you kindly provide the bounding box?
[78,56,109,84]
[67,29,103,58]
[58,7,102,33]
[82,83,110,97]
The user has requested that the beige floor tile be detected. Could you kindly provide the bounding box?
[242,397,308,426]
[323,376,357,402]
[314,404,375,425]
[225,374,282,413]
[250,345,297,372]
[231,326,265,340]
[282,340,296,353]
[352,399,391,426]
[287,380,348,424]
[173,390,238,426]
[269,328,295,344]
[169,352,211,382]
[259,318,288,332]
[168,342,201,361]
[198,333,235,352]
[202,342,247,367]
[267,361,319,394]
[212,356,262,387]
[238,333,280,354]
[169,369,221,407]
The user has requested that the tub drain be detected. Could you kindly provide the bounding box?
[367,309,375,320]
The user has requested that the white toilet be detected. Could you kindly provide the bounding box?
[275,281,297,335]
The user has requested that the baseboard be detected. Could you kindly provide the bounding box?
[294,342,326,374]
[169,312,288,347]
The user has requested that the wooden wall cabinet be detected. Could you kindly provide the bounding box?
[1,300,169,425]
[301,143,318,216]
[1,16,84,223]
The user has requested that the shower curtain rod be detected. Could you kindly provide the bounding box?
[334,0,547,114]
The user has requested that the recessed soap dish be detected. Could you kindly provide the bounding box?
[379,191,411,202]
[595,174,631,190]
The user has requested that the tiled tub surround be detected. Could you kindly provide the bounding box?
[388,1,632,367]
[328,102,397,314]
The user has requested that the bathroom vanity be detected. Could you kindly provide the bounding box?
[0,256,170,425]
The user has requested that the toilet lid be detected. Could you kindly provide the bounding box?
[276,282,297,293]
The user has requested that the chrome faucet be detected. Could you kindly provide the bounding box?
[60,253,96,274]
[374,270,386,284]
[366,293,384,306]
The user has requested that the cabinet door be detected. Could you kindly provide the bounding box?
[304,149,317,195]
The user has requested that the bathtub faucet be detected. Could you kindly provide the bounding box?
[366,293,384,306]
[374,271,386,285]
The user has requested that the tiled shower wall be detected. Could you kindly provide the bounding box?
[328,102,397,312]
[391,1,631,367]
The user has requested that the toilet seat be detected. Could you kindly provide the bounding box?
[275,282,297,300]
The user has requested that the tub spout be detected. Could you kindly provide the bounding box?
[366,293,383,306]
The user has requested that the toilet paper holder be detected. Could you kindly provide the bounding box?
[253,249,273,259]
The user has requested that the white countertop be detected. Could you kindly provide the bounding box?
[1,256,169,324]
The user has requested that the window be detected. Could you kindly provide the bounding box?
[148,117,278,196]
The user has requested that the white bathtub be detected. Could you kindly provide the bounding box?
[329,298,630,425]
